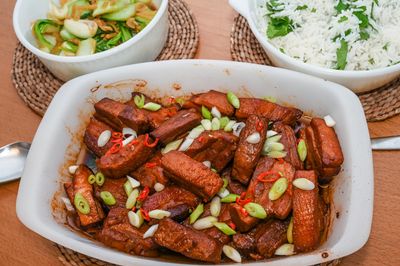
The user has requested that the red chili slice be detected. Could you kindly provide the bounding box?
[105,142,122,156]
[256,121,264,132]
[256,171,281,183]
[145,162,158,168]
[128,139,140,147]
[198,136,204,143]
[140,208,150,221]
[277,158,285,164]
[112,132,123,139]
[137,186,150,201]
[239,207,248,217]
[228,222,236,230]
[144,134,159,148]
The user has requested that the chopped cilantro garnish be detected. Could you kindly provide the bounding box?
[295,5,308,11]
[338,16,348,23]
[336,39,348,70]
[336,0,349,13]
[359,31,370,40]
[311,8,317,13]
[369,58,375,65]
[279,47,285,53]
[353,11,369,29]
[267,16,294,39]
[383,43,389,51]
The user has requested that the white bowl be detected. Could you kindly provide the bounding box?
[13,0,169,81]
[229,0,400,93]
[16,60,373,266]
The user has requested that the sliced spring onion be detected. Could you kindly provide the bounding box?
[143,102,161,111]
[102,3,136,21]
[134,94,145,108]
[148,209,171,219]
[269,142,285,151]
[143,224,159,239]
[97,130,111,147]
[210,196,221,217]
[224,120,236,132]
[154,182,165,192]
[211,117,220,130]
[297,139,307,161]
[244,202,267,219]
[201,106,212,120]
[178,138,194,152]
[227,92,240,108]
[74,192,90,214]
[201,119,212,130]
[68,165,78,174]
[122,127,137,138]
[60,41,78,53]
[127,175,140,188]
[188,125,205,139]
[211,106,221,118]
[203,160,211,168]
[162,138,183,154]
[293,178,315,191]
[246,132,261,144]
[213,222,236,235]
[123,180,133,196]
[211,168,217,173]
[76,38,96,56]
[267,130,278,138]
[268,134,282,143]
[221,193,240,203]
[95,172,105,186]
[100,191,116,205]
[263,96,277,103]
[88,174,96,184]
[193,216,218,230]
[218,188,230,198]
[219,177,228,192]
[190,203,204,224]
[232,122,246,137]
[269,177,288,200]
[324,115,336,127]
[126,188,139,209]
[119,22,132,42]
[219,116,230,129]
[287,216,294,244]
[122,135,136,146]
[267,150,287,159]
[222,245,242,263]
[128,210,143,228]
[64,19,98,39]
[274,243,295,256]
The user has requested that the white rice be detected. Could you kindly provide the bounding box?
[256,0,400,70]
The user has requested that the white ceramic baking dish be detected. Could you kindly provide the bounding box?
[229,0,400,93]
[13,0,168,81]
[16,60,373,265]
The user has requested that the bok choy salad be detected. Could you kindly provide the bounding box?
[32,0,157,56]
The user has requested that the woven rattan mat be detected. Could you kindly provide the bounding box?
[12,0,199,117]
[231,15,400,122]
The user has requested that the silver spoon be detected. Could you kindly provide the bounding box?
[0,142,30,183]
[0,136,399,184]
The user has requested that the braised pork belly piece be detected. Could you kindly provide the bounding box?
[62,89,344,263]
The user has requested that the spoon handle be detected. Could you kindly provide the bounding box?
[371,136,400,150]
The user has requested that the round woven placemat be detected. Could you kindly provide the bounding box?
[11,0,199,117]
[231,15,400,122]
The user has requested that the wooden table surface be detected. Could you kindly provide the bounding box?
[0,0,399,265]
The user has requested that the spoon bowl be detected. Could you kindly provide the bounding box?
[0,142,30,183]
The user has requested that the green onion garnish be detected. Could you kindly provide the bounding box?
[219,117,230,130]
[87,174,96,184]
[95,172,105,186]
[220,193,240,203]
[268,177,288,200]
[143,102,161,111]
[134,94,145,108]
[189,203,204,224]
[100,191,116,206]
[227,91,240,108]
[123,180,133,196]
[212,222,236,235]
[243,202,267,219]
[74,192,90,214]
[297,139,307,162]
[201,106,212,120]
[126,188,139,209]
